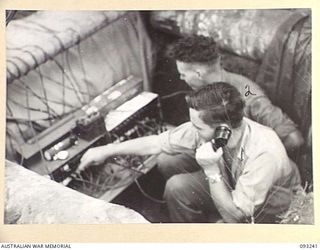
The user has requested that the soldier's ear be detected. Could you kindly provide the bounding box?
[195,69,203,79]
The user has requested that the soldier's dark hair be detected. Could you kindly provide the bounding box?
[186,82,245,128]
[167,35,220,64]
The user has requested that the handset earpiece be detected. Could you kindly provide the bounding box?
[211,125,232,151]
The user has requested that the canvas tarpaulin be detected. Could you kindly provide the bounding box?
[6,11,155,160]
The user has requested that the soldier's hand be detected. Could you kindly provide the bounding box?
[195,141,223,172]
[77,145,110,172]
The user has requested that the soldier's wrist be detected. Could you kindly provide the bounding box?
[205,169,222,184]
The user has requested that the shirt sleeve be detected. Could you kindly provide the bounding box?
[243,81,298,141]
[231,152,280,217]
[158,122,202,155]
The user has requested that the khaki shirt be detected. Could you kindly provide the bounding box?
[222,69,298,141]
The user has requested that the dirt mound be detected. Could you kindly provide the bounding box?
[279,189,314,224]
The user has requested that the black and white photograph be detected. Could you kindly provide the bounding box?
[4,8,313,228]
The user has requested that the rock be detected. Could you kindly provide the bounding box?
[4,160,149,224]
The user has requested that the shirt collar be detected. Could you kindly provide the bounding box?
[236,118,251,161]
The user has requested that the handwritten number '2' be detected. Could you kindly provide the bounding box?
[245,85,256,97]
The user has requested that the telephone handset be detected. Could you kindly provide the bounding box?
[211,125,232,151]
